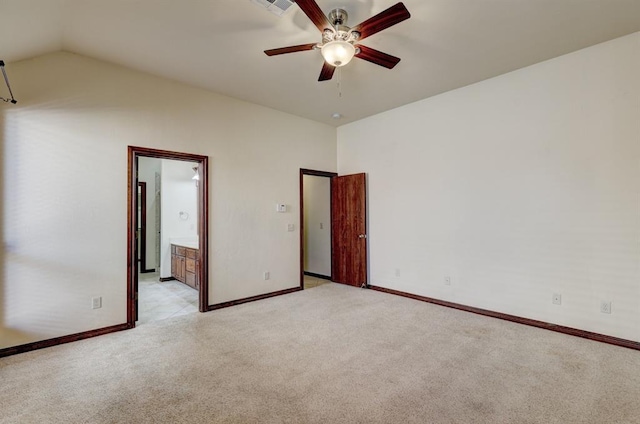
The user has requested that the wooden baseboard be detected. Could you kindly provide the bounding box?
[208,287,302,311]
[369,285,640,351]
[159,277,176,282]
[303,271,332,281]
[0,323,131,358]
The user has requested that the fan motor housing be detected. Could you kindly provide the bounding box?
[328,8,349,26]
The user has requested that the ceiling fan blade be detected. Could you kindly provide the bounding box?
[264,43,317,56]
[318,62,336,81]
[351,2,410,41]
[296,0,333,33]
[355,45,401,69]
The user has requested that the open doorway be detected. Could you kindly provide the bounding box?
[138,157,198,324]
[128,147,209,327]
[300,169,368,290]
[137,181,155,274]
[300,169,336,289]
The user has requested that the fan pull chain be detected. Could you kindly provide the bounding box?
[337,67,342,98]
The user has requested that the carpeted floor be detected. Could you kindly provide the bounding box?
[1,283,639,423]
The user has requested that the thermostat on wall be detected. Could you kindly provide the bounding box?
[276,204,286,213]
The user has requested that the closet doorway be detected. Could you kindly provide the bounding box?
[300,170,333,289]
[127,146,209,327]
[300,170,335,289]
[300,169,368,289]
[137,181,155,274]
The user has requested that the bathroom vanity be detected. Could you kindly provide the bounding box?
[170,242,199,290]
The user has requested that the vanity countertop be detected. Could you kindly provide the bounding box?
[170,239,199,249]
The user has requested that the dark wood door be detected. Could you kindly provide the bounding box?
[331,173,367,287]
[138,182,154,273]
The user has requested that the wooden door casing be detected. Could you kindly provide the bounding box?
[331,173,367,287]
[128,146,209,326]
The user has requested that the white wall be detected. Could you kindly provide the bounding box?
[338,32,640,342]
[0,51,336,349]
[160,159,198,278]
[138,156,161,270]
[303,175,331,276]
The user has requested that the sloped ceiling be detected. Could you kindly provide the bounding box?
[2,0,640,126]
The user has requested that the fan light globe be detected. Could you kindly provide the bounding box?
[321,41,356,67]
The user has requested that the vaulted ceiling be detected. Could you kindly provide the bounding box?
[2,0,640,126]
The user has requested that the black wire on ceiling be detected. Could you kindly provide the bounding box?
[0,60,17,104]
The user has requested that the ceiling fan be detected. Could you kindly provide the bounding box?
[264,0,411,81]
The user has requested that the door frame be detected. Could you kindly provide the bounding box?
[137,182,155,273]
[127,146,210,327]
[299,168,337,288]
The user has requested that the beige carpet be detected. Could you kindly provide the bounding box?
[2,283,640,424]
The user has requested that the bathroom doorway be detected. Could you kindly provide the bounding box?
[127,146,209,327]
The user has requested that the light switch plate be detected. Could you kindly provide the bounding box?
[92,297,102,309]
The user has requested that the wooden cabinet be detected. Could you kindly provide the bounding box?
[171,244,199,290]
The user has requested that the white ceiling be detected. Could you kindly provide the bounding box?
[2,0,640,126]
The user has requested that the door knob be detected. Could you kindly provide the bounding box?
[358,234,367,239]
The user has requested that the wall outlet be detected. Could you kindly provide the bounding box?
[287,224,295,232]
[552,293,561,305]
[395,268,400,277]
[444,276,451,286]
[276,204,286,213]
[600,301,612,314]
[263,271,270,281]
[92,296,102,309]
